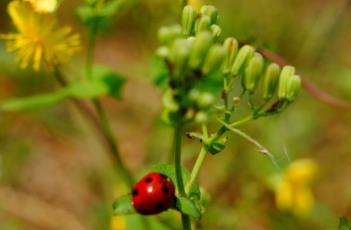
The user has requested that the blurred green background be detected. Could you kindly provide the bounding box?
[0,0,351,229]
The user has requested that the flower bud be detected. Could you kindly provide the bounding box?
[278,66,295,101]
[210,24,221,40]
[222,37,238,75]
[196,92,215,108]
[262,63,281,100]
[182,5,197,36]
[156,46,170,59]
[162,89,179,112]
[195,111,209,123]
[188,0,202,12]
[243,53,264,93]
[196,15,212,33]
[170,38,191,79]
[202,44,226,75]
[230,45,255,76]
[200,5,219,24]
[158,25,182,45]
[189,32,213,70]
[206,136,228,155]
[286,75,301,102]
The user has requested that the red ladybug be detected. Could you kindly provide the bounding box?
[131,172,176,215]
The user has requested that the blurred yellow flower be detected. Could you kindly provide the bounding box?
[188,0,202,12]
[274,159,318,217]
[111,216,126,230]
[24,0,58,13]
[0,0,80,71]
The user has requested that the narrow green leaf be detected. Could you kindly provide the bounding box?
[67,80,109,99]
[112,194,136,215]
[175,197,201,219]
[339,217,351,230]
[1,90,68,111]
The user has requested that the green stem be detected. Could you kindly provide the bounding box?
[230,115,254,128]
[85,21,134,186]
[93,99,134,186]
[173,123,192,230]
[185,146,206,194]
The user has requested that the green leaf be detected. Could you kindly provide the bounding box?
[151,164,201,199]
[339,217,351,230]
[112,194,136,215]
[91,65,126,99]
[67,80,109,99]
[1,90,68,111]
[175,197,201,219]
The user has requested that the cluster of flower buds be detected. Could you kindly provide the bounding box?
[157,4,302,124]
[157,5,226,124]
[221,39,301,112]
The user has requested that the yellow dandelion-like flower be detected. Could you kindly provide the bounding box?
[274,158,318,218]
[24,0,58,13]
[0,0,80,71]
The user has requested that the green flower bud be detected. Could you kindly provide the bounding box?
[243,53,264,93]
[205,136,227,155]
[195,111,209,123]
[156,46,170,59]
[200,5,219,24]
[222,37,238,74]
[188,89,201,102]
[210,24,221,40]
[170,38,191,79]
[286,75,301,102]
[230,45,255,76]
[202,44,226,75]
[197,92,215,108]
[158,25,182,45]
[182,5,197,36]
[262,63,281,100]
[189,32,213,70]
[278,66,295,101]
[196,15,212,33]
[162,89,179,112]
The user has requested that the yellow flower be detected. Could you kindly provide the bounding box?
[0,1,80,71]
[188,0,202,12]
[274,159,318,217]
[111,216,126,230]
[24,0,58,13]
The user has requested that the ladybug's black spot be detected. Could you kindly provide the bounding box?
[145,177,153,183]
[155,202,164,211]
[132,189,139,196]
[162,186,169,194]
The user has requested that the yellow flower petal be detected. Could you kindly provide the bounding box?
[24,0,58,13]
[275,180,293,211]
[293,186,314,218]
[286,159,318,185]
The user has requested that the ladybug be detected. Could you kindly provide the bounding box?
[131,172,176,215]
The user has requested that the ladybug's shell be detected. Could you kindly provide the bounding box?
[131,172,175,215]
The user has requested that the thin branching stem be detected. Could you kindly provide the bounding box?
[173,123,192,230]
